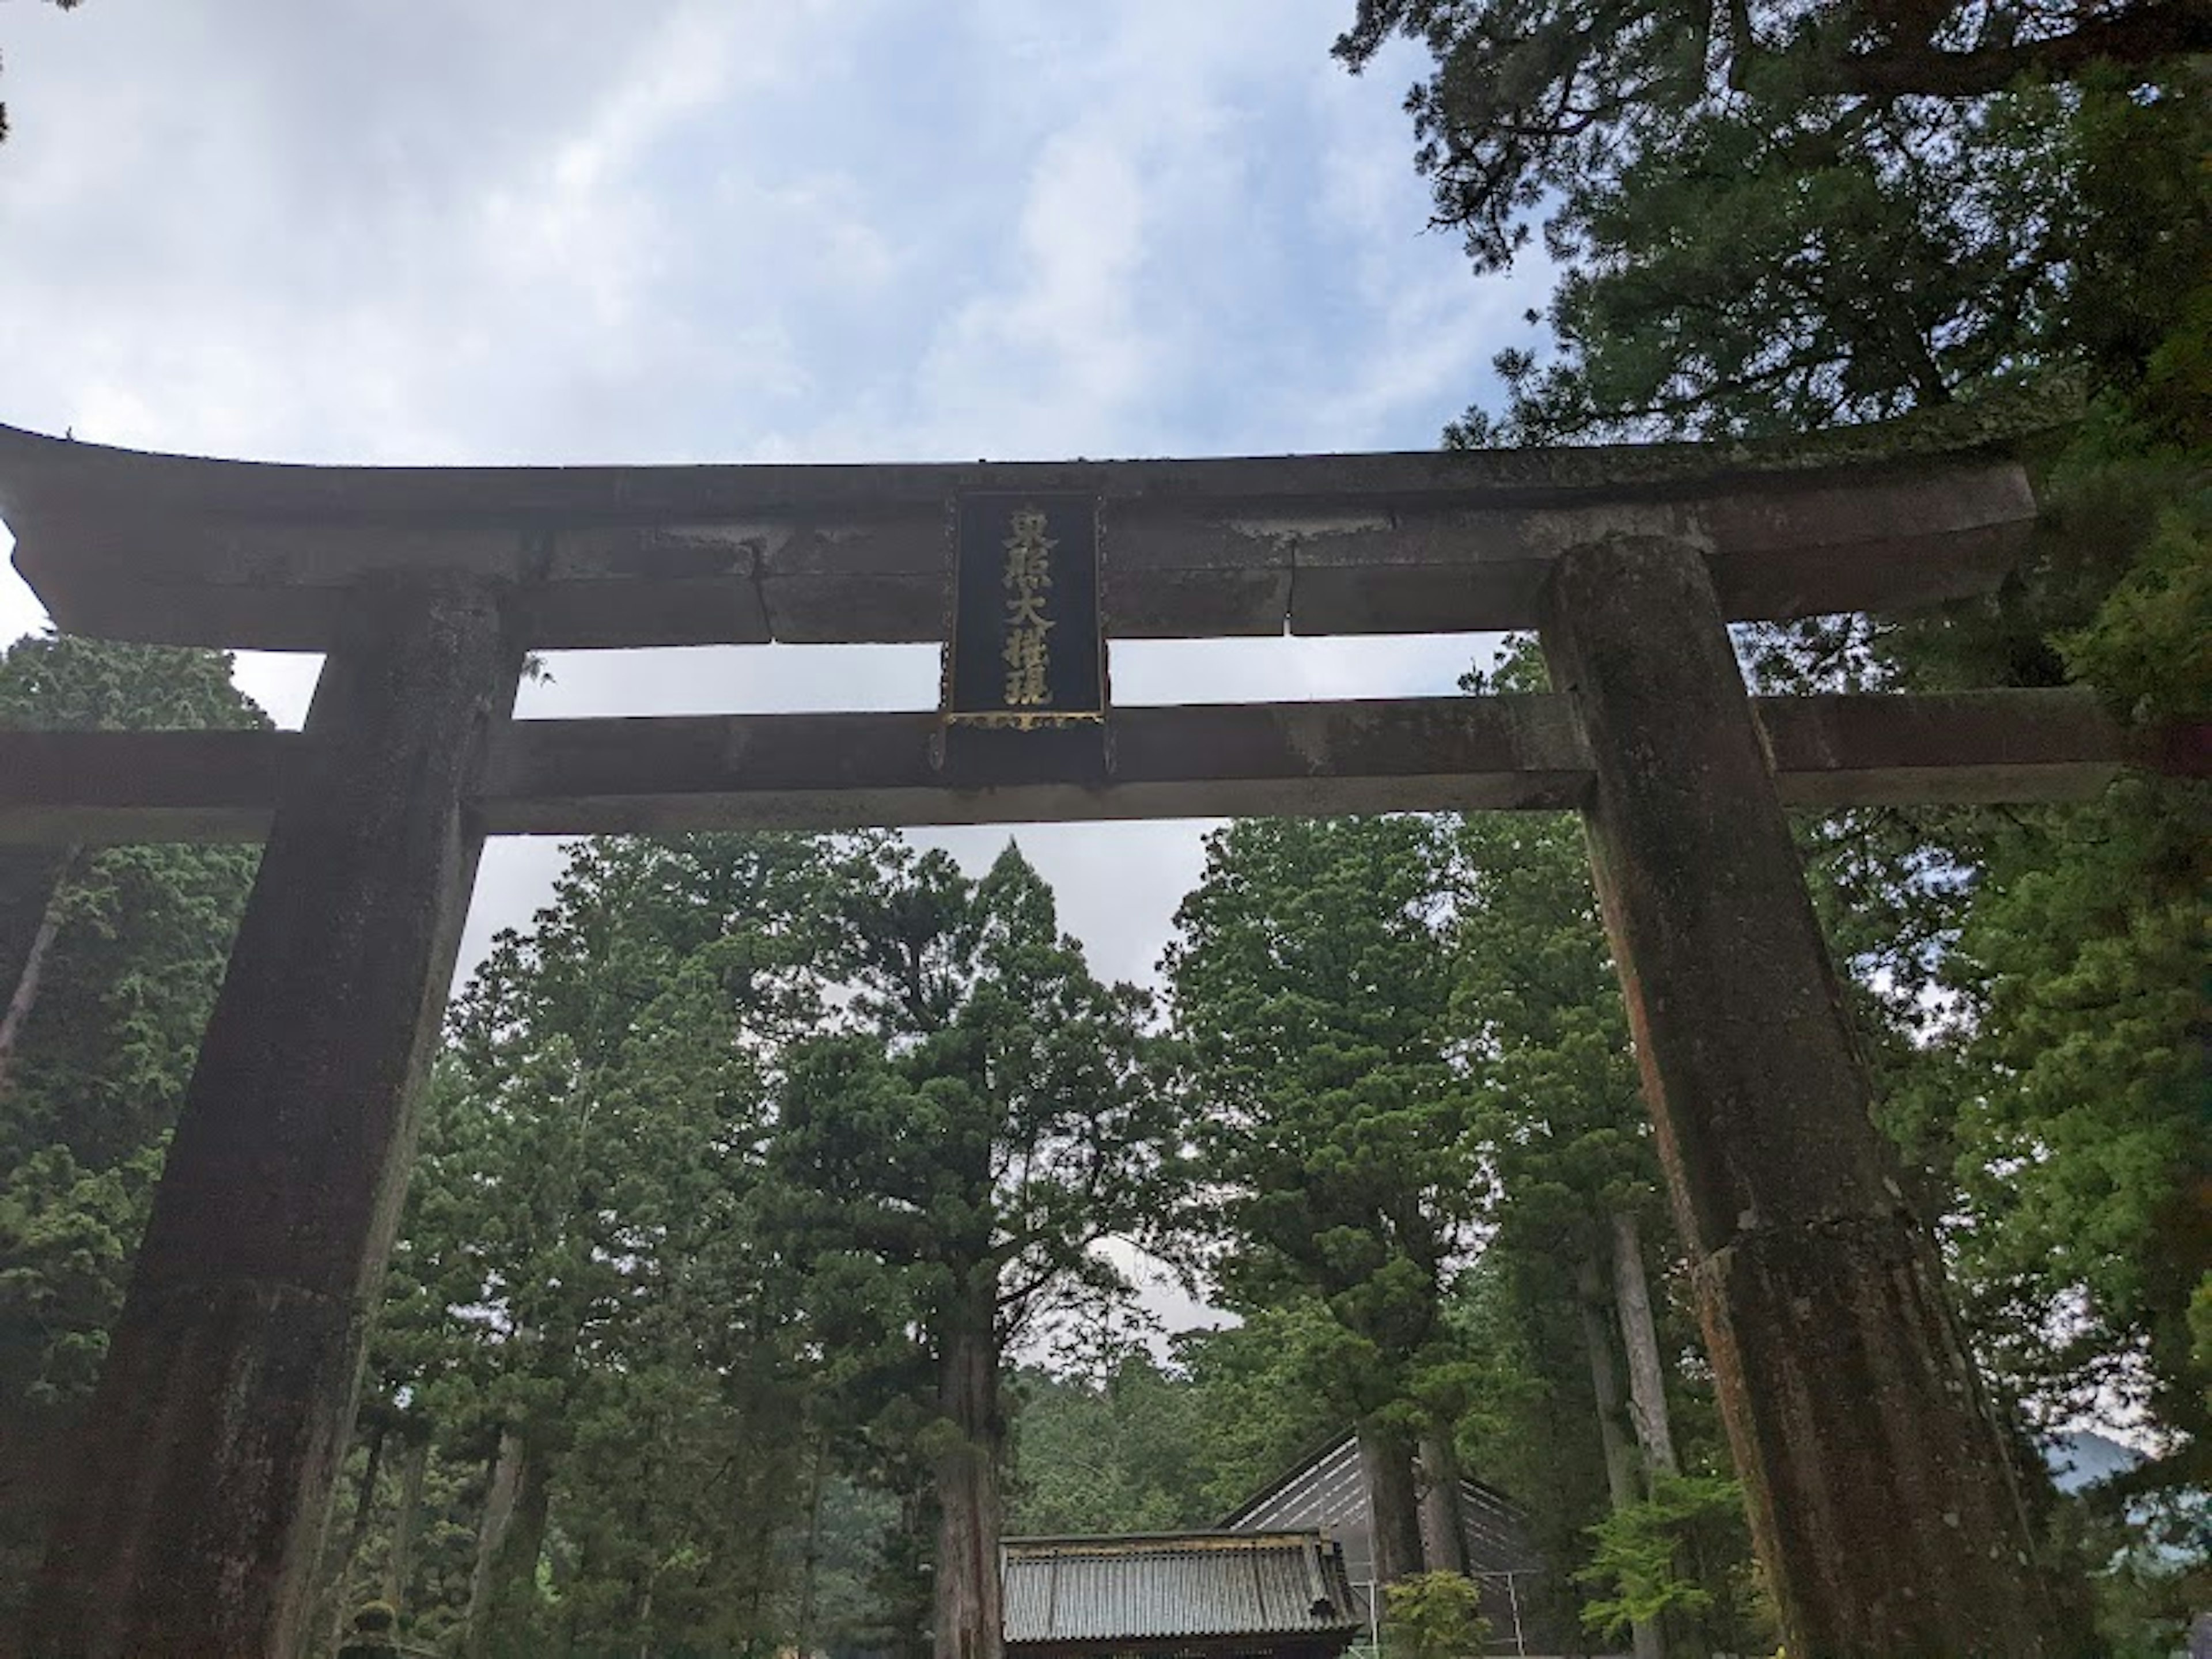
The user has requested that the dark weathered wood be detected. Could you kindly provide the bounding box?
[0,416,2042,649]
[0,689,2162,845]
[25,579,520,1659]
[1537,535,2066,1657]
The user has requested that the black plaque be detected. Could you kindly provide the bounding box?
[942,493,1107,728]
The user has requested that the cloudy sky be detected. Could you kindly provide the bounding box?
[0,1,1547,990]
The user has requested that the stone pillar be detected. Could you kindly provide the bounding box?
[27,579,519,1659]
[1537,536,2059,1657]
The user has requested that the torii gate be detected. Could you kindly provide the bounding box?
[0,411,2180,1658]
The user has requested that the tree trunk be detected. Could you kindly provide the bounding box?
[0,843,76,1099]
[1356,1416,1425,1588]
[933,1280,1004,1659]
[1416,1430,1469,1575]
[1579,1254,1664,1659]
[323,1419,387,1656]
[466,1432,525,1653]
[1610,1211,1680,1479]
[465,1426,554,1659]
[495,1445,554,1657]
[382,1432,430,1616]
[632,1578,654,1659]
[796,1430,830,1659]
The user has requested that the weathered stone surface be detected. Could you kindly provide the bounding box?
[25,578,519,1658]
[26,1281,365,1656]
[0,690,2154,846]
[1100,506,1292,637]
[1538,534,2064,1657]
[0,416,2041,649]
[0,729,298,843]
[1697,1217,2051,1652]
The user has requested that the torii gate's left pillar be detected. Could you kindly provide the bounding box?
[26,579,520,1659]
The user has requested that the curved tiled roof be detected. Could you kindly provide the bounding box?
[1003,1531,1362,1646]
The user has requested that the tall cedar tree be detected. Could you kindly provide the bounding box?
[770,840,1179,1659]
[1164,815,1483,1584]
[354,835,834,1656]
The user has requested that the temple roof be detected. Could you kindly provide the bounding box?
[1002,1531,1362,1648]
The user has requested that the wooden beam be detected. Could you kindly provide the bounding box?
[0,413,2043,649]
[0,690,2159,844]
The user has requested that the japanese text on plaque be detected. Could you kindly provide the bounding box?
[942,492,1103,727]
[1001,506,1055,709]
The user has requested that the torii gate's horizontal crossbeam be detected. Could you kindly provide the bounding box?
[0,689,2147,844]
[0,419,2036,649]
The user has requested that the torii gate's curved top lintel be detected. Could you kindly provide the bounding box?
[0,407,2046,652]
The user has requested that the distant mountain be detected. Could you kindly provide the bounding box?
[2046,1429,2146,1495]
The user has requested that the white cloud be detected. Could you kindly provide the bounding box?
[1,0,1529,994]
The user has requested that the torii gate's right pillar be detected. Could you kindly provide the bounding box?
[1538,534,2065,1657]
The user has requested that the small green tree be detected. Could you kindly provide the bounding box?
[1575,1474,1768,1647]
[1384,1570,1491,1659]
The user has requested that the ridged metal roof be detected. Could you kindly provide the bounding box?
[1003,1531,1362,1646]
[1218,1433,1571,1656]
[1221,1433,1550,1581]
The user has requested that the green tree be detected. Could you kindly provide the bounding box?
[1007,1354,1214,1535]
[1344,2,2207,1638]
[338,833,838,1657]
[1171,1304,1356,1520]
[1914,407,2212,1452]
[1384,1570,1491,1659]
[1335,0,2204,375]
[770,839,1181,1659]
[1575,1474,1760,1650]
[1165,815,1484,1584]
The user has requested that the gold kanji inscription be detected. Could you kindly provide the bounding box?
[1002,506,1056,707]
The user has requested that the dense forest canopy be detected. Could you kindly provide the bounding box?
[1,0,2206,1652]
[1336,0,2210,1642]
